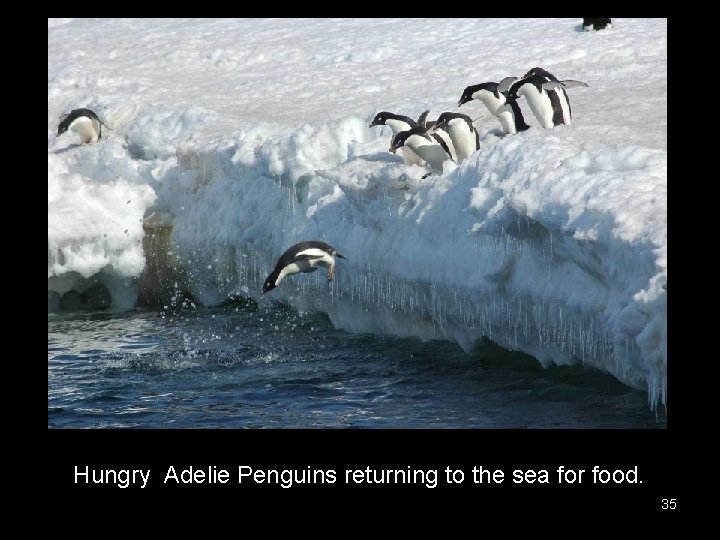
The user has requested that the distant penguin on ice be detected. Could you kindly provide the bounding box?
[432,112,480,163]
[458,78,531,134]
[388,125,455,177]
[369,111,426,165]
[506,67,588,128]
[57,108,105,143]
[583,18,612,31]
[262,241,346,294]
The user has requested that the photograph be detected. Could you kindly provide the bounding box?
[48,18,667,431]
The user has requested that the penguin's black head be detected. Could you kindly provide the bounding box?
[389,130,412,153]
[523,67,556,82]
[433,112,456,130]
[369,111,391,128]
[262,278,276,295]
[458,86,477,107]
[505,80,522,101]
[459,83,496,107]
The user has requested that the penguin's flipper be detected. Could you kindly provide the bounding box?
[559,80,589,89]
[497,76,518,94]
[416,110,431,129]
[543,81,588,91]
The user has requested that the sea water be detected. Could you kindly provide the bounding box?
[48,302,665,428]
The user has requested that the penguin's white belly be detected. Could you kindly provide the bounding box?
[448,124,477,162]
[409,140,449,171]
[385,118,412,134]
[496,109,516,134]
[477,93,515,134]
[521,87,554,129]
[478,93,505,115]
[69,117,100,143]
[401,146,425,166]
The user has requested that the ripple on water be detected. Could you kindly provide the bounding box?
[48,306,666,428]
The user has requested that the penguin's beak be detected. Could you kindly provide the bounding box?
[369,121,377,128]
[389,146,397,153]
[336,252,346,259]
[458,99,465,107]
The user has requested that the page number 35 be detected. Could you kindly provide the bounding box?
[661,499,677,510]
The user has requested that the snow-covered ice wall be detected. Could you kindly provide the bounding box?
[48,18,667,406]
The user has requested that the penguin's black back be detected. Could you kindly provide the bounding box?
[371,111,418,128]
[465,82,501,100]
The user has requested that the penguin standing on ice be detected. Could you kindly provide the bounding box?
[262,241,346,294]
[369,111,426,165]
[415,109,457,162]
[506,67,588,128]
[432,112,480,163]
[388,125,455,177]
[57,108,105,143]
[583,18,612,31]
[458,78,531,135]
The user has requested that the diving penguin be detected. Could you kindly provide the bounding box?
[262,241,346,294]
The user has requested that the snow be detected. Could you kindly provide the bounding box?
[48,18,667,406]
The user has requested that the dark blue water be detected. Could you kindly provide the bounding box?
[48,303,666,428]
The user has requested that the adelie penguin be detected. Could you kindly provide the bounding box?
[388,125,455,177]
[57,108,105,144]
[432,112,480,163]
[369,111,426,166]
[458,77,531,135]
[505,67,588,128]
[415,110,458,162]
[583,18,612,31]
[262,241,346,294]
